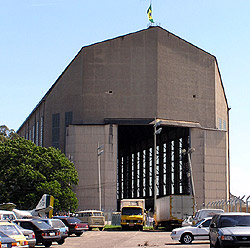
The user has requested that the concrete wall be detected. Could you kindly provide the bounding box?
[81,29,158,122]
[191,128,228,208]
[18,101,45,147]
[157,29,216,128]
[65,124,118,211]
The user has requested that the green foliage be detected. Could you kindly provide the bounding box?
[0,137,78,212]
[0,125,19,142]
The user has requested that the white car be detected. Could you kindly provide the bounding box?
[171,217,212,244]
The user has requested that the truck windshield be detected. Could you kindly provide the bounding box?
[122,207,142,215]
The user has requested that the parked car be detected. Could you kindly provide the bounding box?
[0,221,28,248]
[182,215,194,226]
[17,225,36,247]
[171,217,212,244]
[53,216,88,236]
[14,219,61,247]
[40,218,68,244]
[0,230,18,248]
[210,212,250,248]
[194,209,224,223]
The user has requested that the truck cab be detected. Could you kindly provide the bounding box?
[120,199,145,231]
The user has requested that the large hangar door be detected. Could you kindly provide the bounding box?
[117,125,190,210]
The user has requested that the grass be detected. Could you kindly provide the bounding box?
[103,225,122,231]
[103,225,156,231]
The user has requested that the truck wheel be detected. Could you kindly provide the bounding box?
[153,222,158,230]
[137,226,143,231]
[180,233,193,244]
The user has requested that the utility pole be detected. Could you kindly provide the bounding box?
[97,142,104,211]
[182,147,196,209]
[153,119,162,214]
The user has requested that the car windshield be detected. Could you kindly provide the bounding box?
[0,231,9,238]
[32,220,53,229]
[51,220,65,228]
[193,219,205,227]
[2,214,15,221]
[0,225,22,235]
[66,218,82,224]
[122,207,142,215]
[219,215,250,227]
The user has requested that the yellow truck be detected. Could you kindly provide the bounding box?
[120,199,145,231]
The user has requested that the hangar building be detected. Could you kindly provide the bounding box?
[17,26,229,211]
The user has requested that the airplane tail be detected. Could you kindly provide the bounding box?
[35,194,54,211]
[32,194,54,218]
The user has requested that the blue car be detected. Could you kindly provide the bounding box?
[0,230,17,248]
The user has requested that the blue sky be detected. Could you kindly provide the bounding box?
[1,0,250,198]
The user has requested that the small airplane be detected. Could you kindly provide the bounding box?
[0,194,54,219]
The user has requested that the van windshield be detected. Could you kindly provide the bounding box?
[93,212,103,216]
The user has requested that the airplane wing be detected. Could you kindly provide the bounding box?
[0,203,16,211]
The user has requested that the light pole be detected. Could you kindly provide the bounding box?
[153,119,162,214]
[97,142,104,211]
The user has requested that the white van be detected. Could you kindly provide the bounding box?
[194,209,224,222]
[0,210,17,220]
[75,210,105,230]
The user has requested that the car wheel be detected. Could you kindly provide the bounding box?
[180,233,193,244]
[76,232,82,237]
[44,241,52,247]
[215,240,221,248]
[99,227,103,231]
[57,239,65,245]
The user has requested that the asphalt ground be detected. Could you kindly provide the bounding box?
[37,230,210,248]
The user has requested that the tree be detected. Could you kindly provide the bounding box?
[0,125,19,142]
[0,137,78,212]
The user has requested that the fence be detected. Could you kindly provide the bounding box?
[202,195,250,213]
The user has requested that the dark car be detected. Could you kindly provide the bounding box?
[0,230,17,248]
[53,216,88,236]
[40,218,68,244]
[14,219,61,247]
[209,212,250,248]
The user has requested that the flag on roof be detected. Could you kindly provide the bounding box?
[147,4,154,23]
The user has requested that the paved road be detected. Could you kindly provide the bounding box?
[42,230,210,248]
